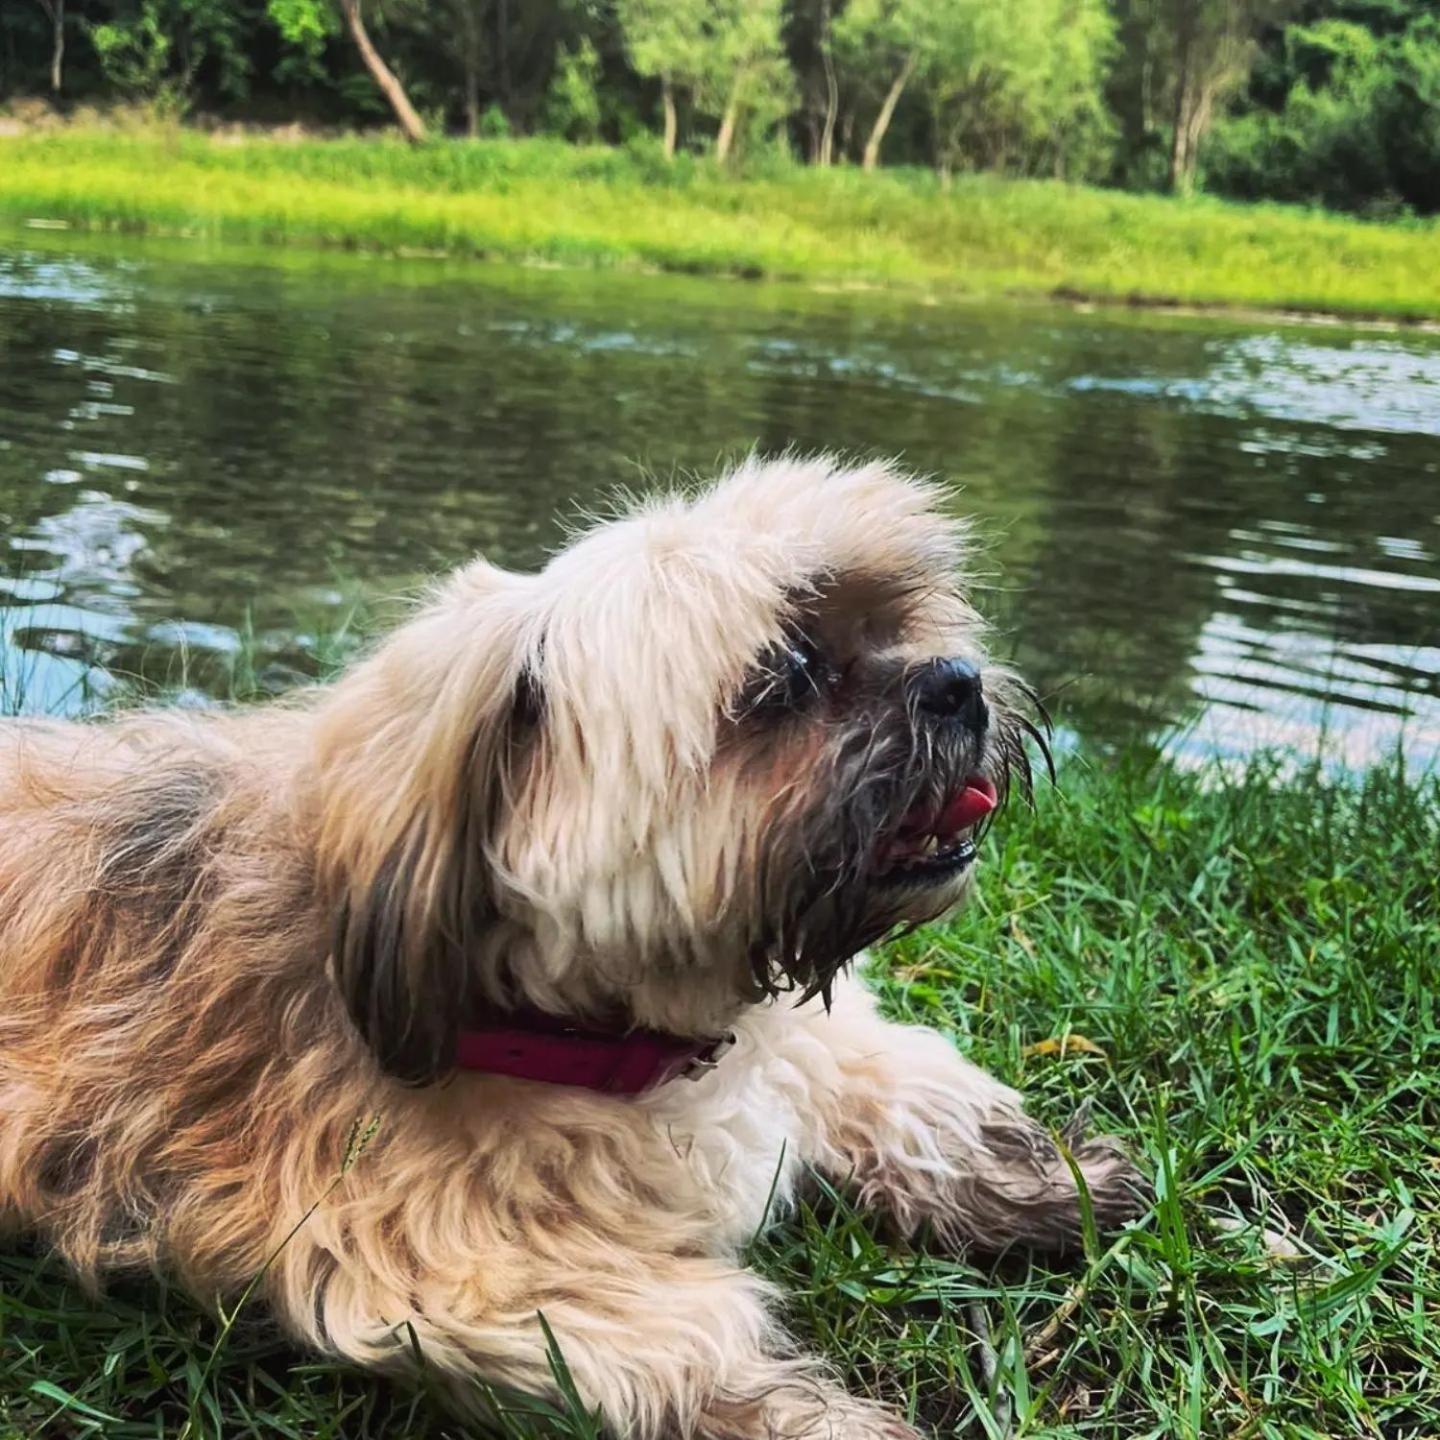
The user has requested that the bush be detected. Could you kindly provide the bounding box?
[543,40,602,144]
[476,102,510,140]
[1204,15,1440,217]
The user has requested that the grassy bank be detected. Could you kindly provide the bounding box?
[1,752,1436,1438]
[3,131,1440,319]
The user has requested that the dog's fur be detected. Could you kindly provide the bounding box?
[0,457,1140,1437]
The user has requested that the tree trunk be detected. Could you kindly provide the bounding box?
[464,58,480,135]
[1169,90,1204,194]
[496,0,510,109]
[715,72,746,164]
[817,0,838,167]
[458,6,482,137]
[1167,7,1196,195]
[338,0,426,144]
[818,82,838,166]
[661,76,677,160]
[1178,80,1219,194]
[1168,71,1193,193]
[49,0,64,94]
[32,0,63,94]
[862,53,916,172]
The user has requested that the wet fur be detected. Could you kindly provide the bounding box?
[0,457,1143,1437]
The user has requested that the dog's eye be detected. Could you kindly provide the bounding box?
[741,636,833,718]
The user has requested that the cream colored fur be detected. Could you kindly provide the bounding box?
[0,455,1141,1437]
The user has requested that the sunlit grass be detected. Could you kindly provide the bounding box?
[2,735,1435,1437]
[2,131,1440,318]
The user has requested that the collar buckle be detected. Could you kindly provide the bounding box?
[681,1030,736,1081]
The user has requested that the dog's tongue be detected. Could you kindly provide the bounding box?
[938,776,999,834]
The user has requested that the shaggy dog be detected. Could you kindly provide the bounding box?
[0,456,1141,1437]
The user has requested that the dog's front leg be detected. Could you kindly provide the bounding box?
[282,1235,917,1440]
[780,972,1145,1251]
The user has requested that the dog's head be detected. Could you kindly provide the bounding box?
[315,456,1048,1081]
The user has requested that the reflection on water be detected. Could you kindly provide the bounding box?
[1068,333,1440,438]
[1,233,1437,767]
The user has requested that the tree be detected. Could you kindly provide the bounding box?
[616,0,789,163]
[925,0,1115,179]
[389,0,578,137]
[336,0,426,140]
[450,0,488,135]
[834,0,1113,178]
[916,0,1030,178]
[268,0,425,140]
[89,5,174,105]
[816,0,838,166]
[833,0,927,170]
[30,0,63,94]
[90,0,253,114]
[1160,0,1291,194]
[1204,2,1440,214]
[791,0,841,165]
[544,37,603,142]
[1037,0,1118,178]
[708,0,791,163]
[614,0,709,158]
[265,0,338,86]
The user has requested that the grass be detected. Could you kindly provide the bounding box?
[3,130,1440,319]
[2,746,1436,1438]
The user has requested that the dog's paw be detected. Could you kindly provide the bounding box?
[796,1392,923,1440]
[706,1379,922,1440]
[1057,1120,1150,1234]
[852,1412,925,1440]
[948,1104,1148,1253]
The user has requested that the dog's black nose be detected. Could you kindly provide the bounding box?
[912,658,987,731]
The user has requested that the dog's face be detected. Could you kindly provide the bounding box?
[318,458,1047,1080]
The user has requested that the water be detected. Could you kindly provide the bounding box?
[2,232,1437,767]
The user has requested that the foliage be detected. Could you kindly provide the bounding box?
[703,0,793,161]
[0,0,1124,181]
[1204,2,1440,215]
[830,0,928,167]
[543,38,602,142]
[828,0,1116,180]
[88,3,172,101]
[476,99,510,138]
[612,0,709,140]
[917,0,1117,180]
[0,0,1439,212]
[2,748,1437,1436]
[611,0,705,100]
[831,0,919,102]
[88,0,252,112]
[1105,0,1299,196]
[264,0,339,88]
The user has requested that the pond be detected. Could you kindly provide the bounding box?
[1,231,1437,768]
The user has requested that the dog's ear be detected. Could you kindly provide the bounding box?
[314,563,536,1084]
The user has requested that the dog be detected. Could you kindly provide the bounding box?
[0,456,1141,1437]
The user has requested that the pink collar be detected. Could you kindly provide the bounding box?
[454,1010,736,1096]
